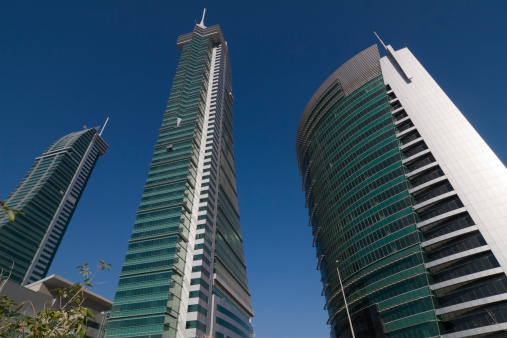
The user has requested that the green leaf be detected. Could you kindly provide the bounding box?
[11,209,24,215]
[8,212,15,222]
[13,301,26,313]
[76,328,86,338]
[0,200,7,210]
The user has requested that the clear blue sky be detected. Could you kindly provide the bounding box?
[1,1,507,337]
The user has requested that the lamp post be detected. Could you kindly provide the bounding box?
[336,260,356,338]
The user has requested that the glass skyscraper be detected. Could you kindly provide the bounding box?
[105,18,254,338]
[297,43,507,337]
[0,127,108,285]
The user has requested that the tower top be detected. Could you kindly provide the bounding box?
[374,31,387,50]
[99,117,109,136]
[197,8,206,28]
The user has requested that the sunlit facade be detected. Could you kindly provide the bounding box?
[297,44,507,337]
[106,19,254,338]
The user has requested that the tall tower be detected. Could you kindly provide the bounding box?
[0,127,108,285]
[297,43,507,337]
[106,16,254,338]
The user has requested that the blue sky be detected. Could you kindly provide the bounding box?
[1,1,507,337]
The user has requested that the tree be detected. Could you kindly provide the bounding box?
[0,261,111,338]
[0,200,23,222]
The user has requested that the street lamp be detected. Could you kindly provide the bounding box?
[336,260,356,338]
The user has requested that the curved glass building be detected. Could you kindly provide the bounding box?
[297,44,507,337]
[0,127,108,285]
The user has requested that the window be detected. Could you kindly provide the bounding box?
[186,320,207,331]
[188,304,208,316]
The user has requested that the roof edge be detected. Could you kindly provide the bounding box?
[296,45,382,154]
[176,24,228,54]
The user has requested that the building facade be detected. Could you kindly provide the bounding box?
[0,128,108,285]
[296,43,507,337]
[105,19,254,338]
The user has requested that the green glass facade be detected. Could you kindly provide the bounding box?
[107,22,253,338]
[0,128,108,285]
[297,43,507,338]
[106,31,209,338]
[297,48,439,337]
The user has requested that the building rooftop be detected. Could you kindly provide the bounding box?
[25,274,112,312]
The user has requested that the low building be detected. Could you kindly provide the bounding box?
[1,274,112,337]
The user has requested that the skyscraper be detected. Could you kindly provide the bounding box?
[0,127,108,285]
[296,42,507,337]
[105,15,254,338]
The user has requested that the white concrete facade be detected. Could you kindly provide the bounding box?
[380,47,507,273]
[181,33,254,338]
[381,46,507,337]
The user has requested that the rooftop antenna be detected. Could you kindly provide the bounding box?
[197,8,206,28]
[374,31,387,50]
[99,117,109,136]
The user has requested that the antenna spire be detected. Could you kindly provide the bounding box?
[198,8,206,28]
[374,31,387,50]
[99,117,109,136]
